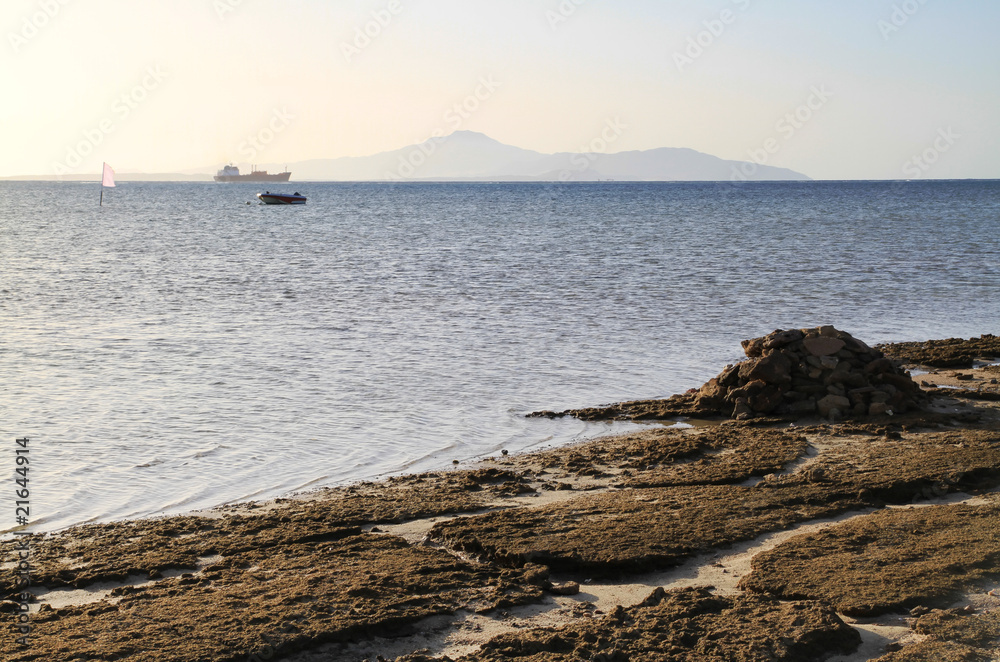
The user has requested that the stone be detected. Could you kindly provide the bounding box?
[845,336,873,353]
[805,337,847,357]
[818,325,839,338]
[881,373,920,394]
[699,378,725,401]
[727,380,766,403]
[787,400,817,415]
[820,356,840,370]
[842,373,869,389]
[749,386,783,414]
[817,395,851,418]
[865,358,895,375]
[732,398,754,420]
[763,329,804,350]
[826,372,852,388]
[718,364,741,387]
[743,352,792,386]
[869,402,890,416]
[549,581,580,596]
[741,336,768,358]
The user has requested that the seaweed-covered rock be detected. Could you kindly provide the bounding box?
[879,334,1000,368]
[740,501,1000,616]
[395,587,861,662]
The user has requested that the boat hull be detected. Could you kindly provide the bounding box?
[257,193,306,205]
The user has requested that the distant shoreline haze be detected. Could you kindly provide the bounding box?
[3,131,811,182]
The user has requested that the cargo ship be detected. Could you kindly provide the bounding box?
[214,164,291,183]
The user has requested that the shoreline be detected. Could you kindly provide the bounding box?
[3,332,1000,661]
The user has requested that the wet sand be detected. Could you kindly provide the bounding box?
[2,334,1000,661]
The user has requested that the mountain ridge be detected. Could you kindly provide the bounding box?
[274,131,810,182]
[3,131,811,181]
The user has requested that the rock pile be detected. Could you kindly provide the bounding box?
[694,326,927,421]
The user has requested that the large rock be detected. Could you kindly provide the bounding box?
[711,327,926,420]
[804,337,847,357]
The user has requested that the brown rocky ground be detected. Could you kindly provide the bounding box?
[873,608,1000,661]
[879,335,1000,368]
[394,587,861,662]
[2,332,1000,661]
[11,469,533,590]
[429,427,1000,579]
[6,535,545,662]
[739,499,1000,616]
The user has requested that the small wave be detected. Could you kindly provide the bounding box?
[188,445,229,460]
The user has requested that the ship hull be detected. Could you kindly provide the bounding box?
[215,172,292,183]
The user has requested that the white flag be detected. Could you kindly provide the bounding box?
[102,163,116,188]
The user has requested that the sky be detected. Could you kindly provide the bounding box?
[1,0,998,180]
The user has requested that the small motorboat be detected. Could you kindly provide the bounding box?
[257,191,307,205]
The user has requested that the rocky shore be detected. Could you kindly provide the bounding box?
[2,330,1000,661]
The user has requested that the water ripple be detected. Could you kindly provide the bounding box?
[1,180,998,531]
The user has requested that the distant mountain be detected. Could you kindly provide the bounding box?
[4,131,809,182]
[273,131,810,182]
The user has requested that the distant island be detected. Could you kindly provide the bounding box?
[3,131,810,182]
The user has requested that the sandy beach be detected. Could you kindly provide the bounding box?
[3,330,1000,661]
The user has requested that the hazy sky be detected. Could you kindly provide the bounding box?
[2,0,998,179]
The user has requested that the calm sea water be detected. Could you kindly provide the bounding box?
[2,180,998,532]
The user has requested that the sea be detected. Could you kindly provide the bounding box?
[1,180,998,533]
